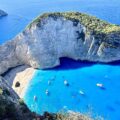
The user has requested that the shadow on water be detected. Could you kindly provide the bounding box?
[107,60,120,66]
[44,58,120,71]
[45,58,95,71]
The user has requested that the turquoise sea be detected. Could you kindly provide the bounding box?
[24,59,120,120]
[0,0,120,120]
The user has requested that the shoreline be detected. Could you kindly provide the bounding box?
[4,65,36,98]
[12,67,36,98]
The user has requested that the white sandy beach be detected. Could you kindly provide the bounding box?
[4,65,35,98]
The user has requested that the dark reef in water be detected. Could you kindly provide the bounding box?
[0,9,7,17]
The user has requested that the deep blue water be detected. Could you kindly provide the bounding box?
[0,0,120,44]
[1,0,120,120]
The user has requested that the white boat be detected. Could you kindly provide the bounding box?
[96,83,104,87]
[79,90,85,95]
[64,80,69,86]
[46,89,49,95]
[33,96,37,101]
[48,80,51,85]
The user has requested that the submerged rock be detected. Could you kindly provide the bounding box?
[0,9,7,17]
[0,12,120,75]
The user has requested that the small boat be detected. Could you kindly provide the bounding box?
[48,80,51,85]
[46,89,49,95]
[96,83,103,87]
[96,83,104,88]
[64,80,69,86]
[33,96,37,101]
[96,83,106,90]
[79,90,85,95]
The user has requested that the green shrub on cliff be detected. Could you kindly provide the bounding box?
[18,98,24,105]
[0,77,36,120]
[26,12,120,50]
[27,12,120,35]
[0,88,17,119]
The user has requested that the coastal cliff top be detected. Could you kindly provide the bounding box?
[27,12,120,35]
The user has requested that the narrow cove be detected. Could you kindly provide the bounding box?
[24,58,120,120]
[1,0,120,119]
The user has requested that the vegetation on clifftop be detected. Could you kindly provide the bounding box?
[27,12,120,49]
[27,12,120,35]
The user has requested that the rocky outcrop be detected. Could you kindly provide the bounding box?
[0,12,120,75]
[0,40,23,75]
[0,77,35,120]
[33,111,93,120]
[0,9,7,17]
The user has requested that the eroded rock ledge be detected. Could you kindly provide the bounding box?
[0,12,120,75]
[0,9,7,17]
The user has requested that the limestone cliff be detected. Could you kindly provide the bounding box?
[0,9,7,17]
[0,12,120,75]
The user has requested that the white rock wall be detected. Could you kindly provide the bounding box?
[0,16,120,75]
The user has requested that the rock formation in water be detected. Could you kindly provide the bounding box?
[0,12,120,75]
[0,9,7,17]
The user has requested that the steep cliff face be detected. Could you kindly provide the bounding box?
[0,12,120,75]
[0,77,35,120]
[0,40,23,75]
[0,9,7,17]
